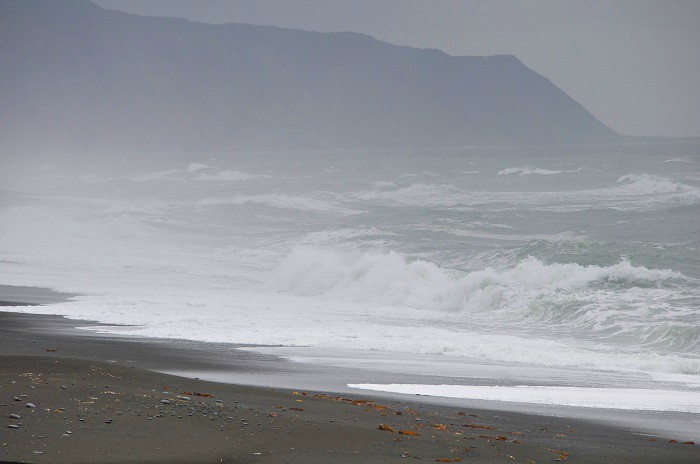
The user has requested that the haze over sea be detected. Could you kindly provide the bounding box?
[2,142,699,409]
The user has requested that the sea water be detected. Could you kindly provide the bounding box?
[1,143,698,411]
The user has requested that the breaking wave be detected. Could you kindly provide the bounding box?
[270,247,698,372]
[607,174,698,195]
[351,174,700,211]
[126,163,255,182]
[196,194,359,214]
[497,166,582,176]
[274,247,688,311]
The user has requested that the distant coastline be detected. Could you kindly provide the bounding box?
[2,0,617,155]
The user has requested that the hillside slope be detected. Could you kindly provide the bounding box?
[0,0,617,154]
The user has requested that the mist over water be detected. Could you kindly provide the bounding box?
[1,143,699,389]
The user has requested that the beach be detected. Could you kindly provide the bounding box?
[2,3,699,462]
[1,309,698,463]
[1,143,699,463]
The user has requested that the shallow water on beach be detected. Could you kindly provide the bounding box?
[1,142,699,407]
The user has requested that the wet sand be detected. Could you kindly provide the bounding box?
[2,353,697,464]
[0,298,698,462]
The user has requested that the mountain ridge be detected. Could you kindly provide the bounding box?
[0,0,618,155]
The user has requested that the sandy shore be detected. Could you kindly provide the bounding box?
[0,298,698,462]
[2,354,697,464]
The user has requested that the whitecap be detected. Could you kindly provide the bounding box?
[497,166,565,176]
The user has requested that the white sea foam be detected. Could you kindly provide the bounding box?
[295,228,398,248]
[127,165,255,182]
[353,183,463,207]
[128,169,182,182]
[4,290,698,380]
[348,384,700,413]
[497,166,581,176]
[2,147,699,388]
[195,195,358,214]
[373,181,397,190]
[273,248,688,311]
[351,174,700,211]
[195,170,254,181]
[185,162,213,173]
[3,199,695,378]
[609,174,695,195]
[436,228,584,242]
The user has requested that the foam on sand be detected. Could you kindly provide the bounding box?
[348,384,700,413]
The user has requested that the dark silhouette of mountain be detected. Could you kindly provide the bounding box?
[0,0,617,154]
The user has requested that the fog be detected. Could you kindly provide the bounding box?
[1,0,699,445]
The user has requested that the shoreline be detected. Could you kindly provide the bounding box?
[0,311,698,462]
[0,313,700,463]
[3,355,695,464]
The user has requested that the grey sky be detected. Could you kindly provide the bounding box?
[93,0,700,137]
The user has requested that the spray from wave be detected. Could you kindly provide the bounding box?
[274,247,689,311]
[273,247,698,365]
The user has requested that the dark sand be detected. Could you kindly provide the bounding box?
[0,298,698,462]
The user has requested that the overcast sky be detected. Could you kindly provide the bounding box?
[93,0,700,137]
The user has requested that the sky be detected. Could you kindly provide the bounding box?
[93,0,700,137]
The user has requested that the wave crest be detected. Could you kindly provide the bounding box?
[612,174,696,195]
[497,166,581,176]
[273,248,687,311]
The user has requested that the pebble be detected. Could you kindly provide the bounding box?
[26,403,36,408]
[105,419,113,424]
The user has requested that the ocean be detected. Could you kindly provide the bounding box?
[1,142,699,411]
